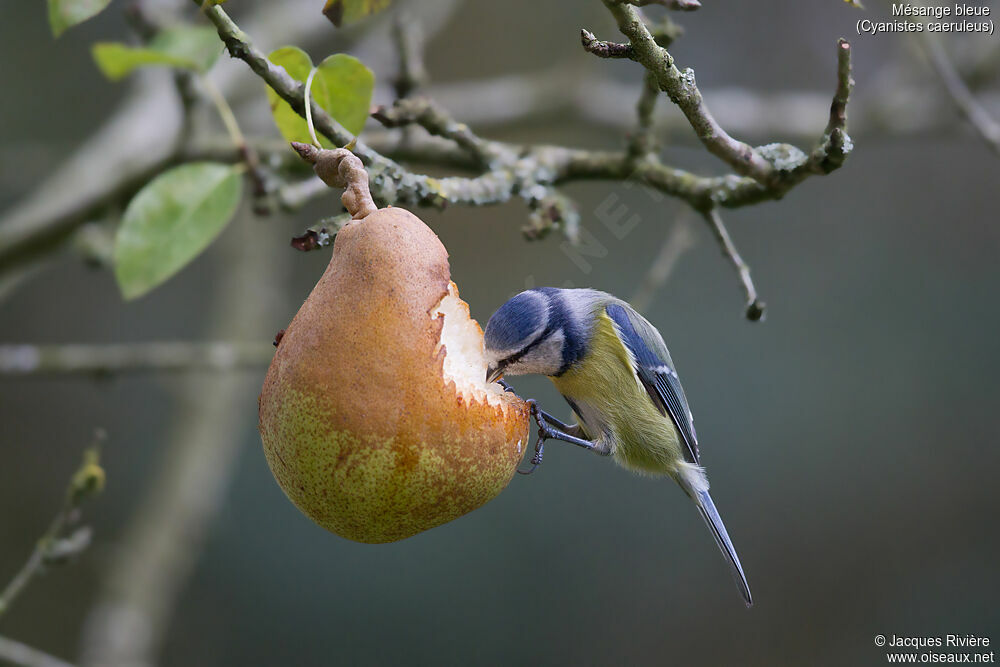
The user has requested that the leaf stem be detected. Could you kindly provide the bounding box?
[303,66,322,149]
[201,76,243,149]
[200,76,267,197]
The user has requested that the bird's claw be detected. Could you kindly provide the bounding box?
[497,379,518,394]
[516,399,548,475]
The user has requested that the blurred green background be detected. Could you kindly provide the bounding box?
[2,1,998,665]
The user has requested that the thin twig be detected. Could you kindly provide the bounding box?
[523,189,581,242]
[0,441,105,618]
[79,205,285,667]
[371,96,507,168]
[805,38,855,175]
[421,68,989,139]
[392,11,428,99]
[600,0,776,183]
[0,342,275,376]
[621,0,702,9]
[629,214,697,312]
[0,635,74,667]
[2,4,854,294]
[193,1,851,213]
[700,207,765,321]
[628,71,661,159]
[581,29,634,59]
[0,260,55,306]
[277,176,336,212]
[920,34,1000,156]
[200,76,268,197]
[0,0,350,289]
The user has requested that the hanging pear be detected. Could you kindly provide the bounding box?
[258,145,530,543]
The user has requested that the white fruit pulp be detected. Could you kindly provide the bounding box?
[432,282,507,408]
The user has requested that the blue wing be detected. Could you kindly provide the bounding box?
[605,303,700,465]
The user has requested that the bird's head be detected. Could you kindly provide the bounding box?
[483,289,571,382]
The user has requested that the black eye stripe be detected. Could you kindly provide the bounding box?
[501,323,557,368]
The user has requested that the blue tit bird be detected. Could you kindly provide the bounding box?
[483,287,752,607]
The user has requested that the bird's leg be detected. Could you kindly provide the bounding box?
[534,409,576,433]
[497,380,580,434]
[517,400,609,475]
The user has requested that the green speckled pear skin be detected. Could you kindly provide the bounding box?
[258,207,530,543]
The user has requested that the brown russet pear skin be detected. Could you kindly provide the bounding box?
[258,145,530,543]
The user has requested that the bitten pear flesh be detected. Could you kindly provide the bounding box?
[258,206,530,543]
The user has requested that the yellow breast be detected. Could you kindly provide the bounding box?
[550,313,684,475]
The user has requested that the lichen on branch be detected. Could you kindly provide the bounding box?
[194,1,852,217]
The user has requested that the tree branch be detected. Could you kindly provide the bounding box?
[701,208,765,321]
[422,70,993,141]
[629,213,696,313]
[628,71,661,159]
[598,0,777,183]
[0,0,347,286]
[581,29,634,59]
[1,1,854,321]
[4,0,855,294]
[621,0,701,9]
[0,342,274,376]
[919,34,1000,156]
[372,97,507,168]
[391,10,429,99]
[79,220,282,667]
[0,636,74,667]
[0,442,104,619]
[196,1,851,214]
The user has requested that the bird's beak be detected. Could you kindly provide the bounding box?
[486,364,504,384]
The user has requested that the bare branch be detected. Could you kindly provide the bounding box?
[523,189,581,242]
[79,222,282,667]
[199,76,270,201]
[0,342,274,376]
[3,2,855,294]
[0,0,393,287]
[372,97,507,167]
[808,38,855,174]
[392,11,429,99]
[701,208,765,321]
[600,0,777,182]
[629,71,661,159]
[196,2,851,213]
[290,214,351,252]
[629,214,697,312]
[620,0,701,9]
[920,34,1000,156]
[0,636,74,667]
[277,176,337,212]
[0,440,105,619]
[422,70,994,141]
[581,29,634,59]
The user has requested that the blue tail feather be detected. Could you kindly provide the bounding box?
[695,489,753,608]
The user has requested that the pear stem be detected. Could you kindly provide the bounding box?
[291,143,378,220]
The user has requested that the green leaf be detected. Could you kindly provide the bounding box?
[313,54,376,137]
[266,47,315,144]
[92,27,223,81]
[114,163,243,300]
[48,0,112,37]
[322,0,393,27]
[266,48,374,145]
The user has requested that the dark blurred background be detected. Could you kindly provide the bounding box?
[2,1,998,665]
